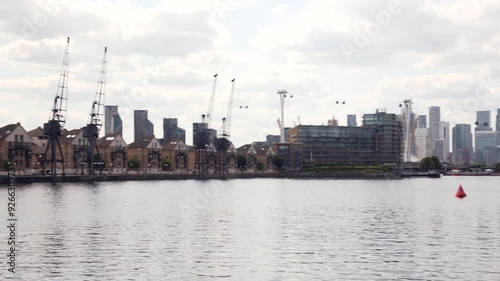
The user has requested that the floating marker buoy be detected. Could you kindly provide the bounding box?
[456,185,467,198]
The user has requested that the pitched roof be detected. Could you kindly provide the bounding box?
[0,124,18,140]
[60,129,82,144]
[97,132,122,147]
[162,137,183,150]
[128,137,157,149]
[256,145,274,156]
[27,127,45,138]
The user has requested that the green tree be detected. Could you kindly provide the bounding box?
[273,157,285,169]
[419,156,442,171]
[161,158,172,171]
[128,157,141,169]
[237,154,247,168]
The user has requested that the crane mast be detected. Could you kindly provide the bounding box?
[220,78,235,138]
[83,47,107,175]
[202,74,218,128]
[42,36,70,181]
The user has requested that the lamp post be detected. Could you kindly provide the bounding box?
[277,90,293,143]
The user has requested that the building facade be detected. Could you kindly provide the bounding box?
[475,110,492,131]
[163,118,186,144]
[287,110,402,166]
[452,124,473,165]
[134,110,154,142]
[347,114,357,127]
[104,105,123,136]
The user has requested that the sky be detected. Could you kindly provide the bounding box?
[1,0,500,146]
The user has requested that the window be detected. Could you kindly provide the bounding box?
[20,135,24,142]
[15,135,18,141]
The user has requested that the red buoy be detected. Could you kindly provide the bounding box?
[456,185,467,198]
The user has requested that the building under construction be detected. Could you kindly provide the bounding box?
[287,109,403,166]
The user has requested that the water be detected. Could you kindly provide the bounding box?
[1,177,499,280]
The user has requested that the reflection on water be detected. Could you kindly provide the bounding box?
[1,178,499,280]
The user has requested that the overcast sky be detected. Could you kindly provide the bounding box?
[1,0,500,146]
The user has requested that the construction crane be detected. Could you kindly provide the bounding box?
[82,47,107,175]
[201,74,218,128]
[220,78,235,138]
[42,36,70,181]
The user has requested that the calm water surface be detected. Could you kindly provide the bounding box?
[1,177,499,280]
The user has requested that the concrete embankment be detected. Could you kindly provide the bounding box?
[0,172,402,184]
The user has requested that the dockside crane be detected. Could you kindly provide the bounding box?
[220,78,235,138]
[42,37,70,180]
[82,47,107,175]
[202,74,218,128]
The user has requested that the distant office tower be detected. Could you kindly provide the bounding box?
[414,127,431,160]
[496,109,500,131]
[452,124,473,164]
[104,106,123,135]
[474,131,499,164]
[428,106,441,157]
[475,110,492,131]
[433,121,449,161]
[163,118,186,143]
[327,115,338,126]
[266,134,281,145]
[347,114,357,127]
[417,115,427,128]
[134,110,154,142]
[193,122,217,147]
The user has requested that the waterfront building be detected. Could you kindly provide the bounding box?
[96,133,128,174]
[127,136,162,172]
[255,145,276,172]
[161,137,189,172]
[59,128,87,174]
[347,114,357,127]
[287,110,402,166]
[163,118,185,144]
[272,142,303,170]
[134,110,154,142]
[236,143,258,172]
[452,124,473,165]
[104,106,123,136]
[0,123,33,173]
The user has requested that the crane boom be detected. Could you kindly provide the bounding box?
[204,73,218,128]
[221,78,235,138]
[83,47,107,175]
[42,36,70,180]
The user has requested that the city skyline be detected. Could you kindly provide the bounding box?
[1,1,500,146]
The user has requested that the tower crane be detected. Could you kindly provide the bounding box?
[201,74,218,128]
[82,47,107,175]
[42,37,70,180]
[220,78,235,138]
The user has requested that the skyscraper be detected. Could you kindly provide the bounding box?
[163,118,186,143]
[433,121,449,161]
[134,110,154,142]
[104,106,122,135]
[475,110,492,131]
[193,123,217,147]
[495,108,500,131]
[428,106,441,157]
[452,124,473,164]
[347,114,357,127]
[417,115,427,128]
